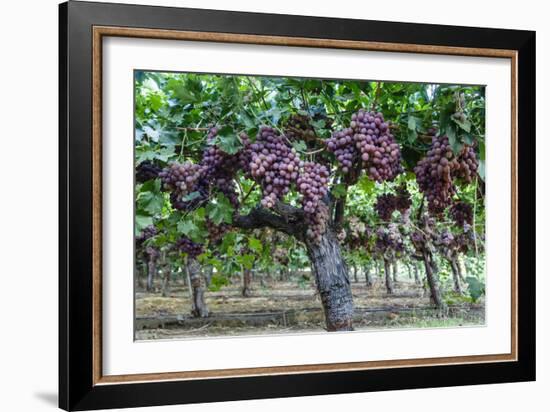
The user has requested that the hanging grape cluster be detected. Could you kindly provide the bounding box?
[137,225,157,245]
[297,161,329,213]
[144,245,159,260]
[199,127,244,208]
[436,229,454,247]
[375,224,405,259]
[375,194,398,221]
[176,236,204,258]
[326,109,402,181]
[169,182,209,211]
[285,114,317,142]
[205,219,231,245]
[160,162,205,197]
[374,185,412,221]
[449,201,473,227]
[414,135,478,215]
[410,216,437,255]
[160,127,250,211]
[273,247,290,265]
[434,227,475,256]
[248,126,302,208]
[136,160,162,183]
[344,216,371,250]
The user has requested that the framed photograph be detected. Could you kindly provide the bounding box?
[59,1,535,410]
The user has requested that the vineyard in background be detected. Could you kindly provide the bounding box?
[134,72,486,338]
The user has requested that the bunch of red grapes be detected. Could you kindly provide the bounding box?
[374,185,412,221]
[137,225,157,245]
[414,135,478,215]
[449,201,474,227]
[326,110,402,181]
[176,236,204,258]
[296,162,331,243]
[136,160,162,183]
[375,224,405,256]
[248,126,302,209]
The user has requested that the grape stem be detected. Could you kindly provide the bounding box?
[176,127,209,131]
[241,182,257,204]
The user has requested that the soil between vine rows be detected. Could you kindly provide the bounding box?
[135,277,484,340]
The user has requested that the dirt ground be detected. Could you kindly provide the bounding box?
[135,275,484,340]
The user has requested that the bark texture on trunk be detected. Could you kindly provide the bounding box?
[136,262,146,289]
[203,266,213,287]
[422,251,447,315]
[242,268,252,297]
[457,257,466,281]
[161,268,170,297]
[384,258,394,295]
[365,264,373,288]
[450,257,464,294]
[414,262,421,285]
[146,256,156,292]
[306,228,354,331]
[188,258,209,318]
[392,261,398,282]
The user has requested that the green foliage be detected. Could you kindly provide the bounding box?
[134,70,486,290]
[465,276,486,303]
[206,194,235,225]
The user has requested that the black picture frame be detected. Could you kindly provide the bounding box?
[59,1,536,410]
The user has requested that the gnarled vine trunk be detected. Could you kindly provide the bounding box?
[306,228,353,331]
[384,258,394,295]
[365,264,373,288]
[422,251,447,315]
[457,257,466,282]
[188,258,209,318]
[146,256,156,292]
[449,257,464,294]
[414,262,421,285]
[161,267,170,297]
[392,261,398,282]
[242,268,252,297]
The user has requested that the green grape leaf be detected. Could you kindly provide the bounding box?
[465,276,485,302]
[206,194,234,225]
[135,215,153,234]
[248,237,263,254]
[452,115,472,133]
[357,176,375,194]
[291,140,307,153]
[332,183,347,199]
[215,126,243,155]
[236,254,256,270]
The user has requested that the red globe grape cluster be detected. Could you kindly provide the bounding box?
[285,113,317,142]
[414,135,478,215]
[344,216,370,250]
[205,219,231,245]
[326,110,402,181]
[375,224,405,257]
[137,225,157,245]
[160,162,204,196]
[176,236,204,258]
[248,126,301,208]
[136,160,162,183]
[374,185,412,221]
[296,161,332,242]
[144,245,159,259]
[449,201,473,227]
